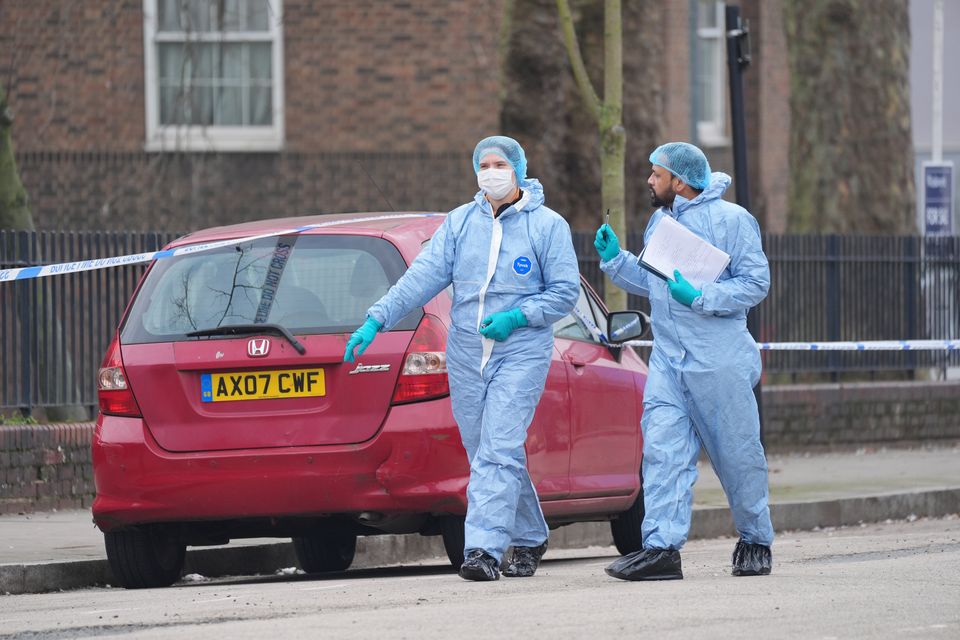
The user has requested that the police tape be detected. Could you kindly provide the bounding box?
[753,340,960,351]
[570,306,960,351]
[0,213,437,283]
[4,225,958,353]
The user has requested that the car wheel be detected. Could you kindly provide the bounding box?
[440,516,465,568]
[104,526,186,589]
[610,484,645,555]
[292,530,357,573]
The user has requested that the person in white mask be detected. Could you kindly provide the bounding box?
[345,135,580,581]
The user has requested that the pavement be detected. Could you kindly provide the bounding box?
[2,444,959,595]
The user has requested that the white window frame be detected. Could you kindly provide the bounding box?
[695,0,728,147]
[143,0,285,152]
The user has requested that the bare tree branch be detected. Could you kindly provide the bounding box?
[556,0,601,123]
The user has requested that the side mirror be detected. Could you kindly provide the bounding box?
[606,311,650,344]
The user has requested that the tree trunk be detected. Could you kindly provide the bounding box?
[784,0,914,233]
[552,0,628,310]
[599,122,626,311]
[1,86,86,420]
[500,0,662,311]
[0,84,32,230]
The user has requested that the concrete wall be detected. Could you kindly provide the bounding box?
[3,380,959,515]
[762,380,960,451]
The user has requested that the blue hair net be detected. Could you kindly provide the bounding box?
[649,142,711,191]
[472,135,527,182]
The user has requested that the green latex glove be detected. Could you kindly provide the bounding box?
[594,223,621,262]
[668,269,702,307]
[479,308,528,341]
[344,316,383,362]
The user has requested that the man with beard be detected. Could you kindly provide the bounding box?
[593,142,774,580]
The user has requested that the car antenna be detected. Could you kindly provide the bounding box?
[356,161,397,212]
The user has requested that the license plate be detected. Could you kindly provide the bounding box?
[200,368,326,403]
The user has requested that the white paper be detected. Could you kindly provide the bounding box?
[638,215,731,288]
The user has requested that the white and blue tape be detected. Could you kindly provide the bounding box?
[3,222,957,352]
[752,340,960,351]
[571,306,959,351]
[0,214,437,283]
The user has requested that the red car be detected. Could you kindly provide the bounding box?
[93,212,650,588]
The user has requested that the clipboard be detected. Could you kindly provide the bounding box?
[637,215,731,288]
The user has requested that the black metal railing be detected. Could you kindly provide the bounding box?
[576,233,960,382]
[2,230,959,414]
[1,230,180,415]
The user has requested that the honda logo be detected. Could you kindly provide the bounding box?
[247,338,270,357]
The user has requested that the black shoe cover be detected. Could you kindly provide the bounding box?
[731,540,772,576]
[605,548,683,581]
[459,550,500,581]
[502,541,548,578]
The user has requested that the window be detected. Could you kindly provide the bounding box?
[122,235,421,344]
[553,286,602,344]
[694,0,728,147]
[143,0,284,152]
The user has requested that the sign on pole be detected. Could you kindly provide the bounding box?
[923,161,955,236]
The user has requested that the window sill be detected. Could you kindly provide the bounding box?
[144,128,285,153]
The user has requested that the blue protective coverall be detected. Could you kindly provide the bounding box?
[600,172,774,550]
[367,179,580,561]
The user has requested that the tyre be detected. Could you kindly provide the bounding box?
[104,526,186,589]
[292,530,357,573]
[610,485,645,555]
[440,515,465,568]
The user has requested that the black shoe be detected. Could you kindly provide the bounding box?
[501,541,548,578]
[732,539,772,576]
[605,548,683,581]
[459,550,500,581]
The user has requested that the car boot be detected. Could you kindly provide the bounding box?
[605,547,682,581]
[731,539,772,576]
[459,549,500,581]
[501,540,548,578]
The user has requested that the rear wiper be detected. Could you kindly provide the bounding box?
[186,323,306,355]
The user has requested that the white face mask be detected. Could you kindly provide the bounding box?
[477,168,516,200]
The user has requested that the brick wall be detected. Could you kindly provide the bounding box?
[742,0,791,233]
[283,0,502,153]
[3,382,959,514]
[1,0,502,231]
[0,423,95,515]
[661,0,691,142]
[4,0,797,234]
[2,0,501,154]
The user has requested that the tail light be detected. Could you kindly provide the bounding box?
[97,333,142,417]
[391,313,450,405]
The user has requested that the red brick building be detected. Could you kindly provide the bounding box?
[1,0,790,232]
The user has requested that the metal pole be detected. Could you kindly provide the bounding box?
[725,5,764,440]
[725,4,751,211]
[933,0,944,163]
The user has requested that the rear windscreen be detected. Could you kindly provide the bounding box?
[121,234,421,344]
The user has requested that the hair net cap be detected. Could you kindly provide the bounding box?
[473,135,527,182]
[649,142,711,191]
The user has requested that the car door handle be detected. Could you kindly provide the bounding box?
[565,356,588,367]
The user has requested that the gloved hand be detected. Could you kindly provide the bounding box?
[668,269,702,307]
[594,223,621,262]
[479,308,528,341]
[344,316,383,362]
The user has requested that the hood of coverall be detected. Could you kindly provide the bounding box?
[671,172,732,216]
